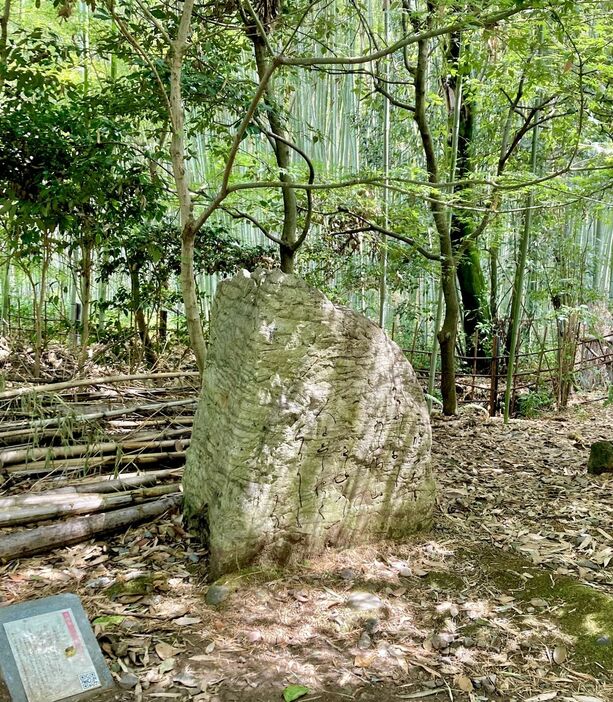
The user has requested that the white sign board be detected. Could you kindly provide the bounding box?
[4,609,100,702]
[0,594,114,702]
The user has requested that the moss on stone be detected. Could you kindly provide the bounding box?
[105,575,158,599]
[588,440,613,475]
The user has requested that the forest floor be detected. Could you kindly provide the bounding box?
[1,398,612,702]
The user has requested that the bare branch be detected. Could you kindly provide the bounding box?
[278,2,537,67]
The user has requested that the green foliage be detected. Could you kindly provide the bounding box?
[516,389,554,418]
[1,0,612,383]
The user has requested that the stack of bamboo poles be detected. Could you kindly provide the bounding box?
[0,371,199,561]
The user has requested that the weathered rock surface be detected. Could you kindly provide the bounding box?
[183,269,435,577]
[587,440,613,475]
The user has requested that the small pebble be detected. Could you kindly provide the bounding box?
[205,585,230,606]
[118,673,139,690]
[432,632,456,650]
[358,631,372,649]
[577,559,599,571]
[85,576,114,590]
[346,592,383,611]
[173,672,200,689]
[363,617,380,634]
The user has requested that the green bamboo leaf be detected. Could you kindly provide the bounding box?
[283,684,309,702]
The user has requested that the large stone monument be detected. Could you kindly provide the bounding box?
[183,270,435,578]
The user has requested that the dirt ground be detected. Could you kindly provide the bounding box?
[1,399,612,702]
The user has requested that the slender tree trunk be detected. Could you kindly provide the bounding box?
[78,237,93,374]
[446,33,489,361]
[0,0,11,92]
[167,0,206,373]
[504,102,540,422]
[157,275,169,344]
[609,228,613,301]
[1,256,10,335]
[378,3,391,329]
[489,245,498,324]
[180,224,207,368]
[251,37,298,272]
[1,1,12,334]
[129,265,157,366]
[414,33,458,415]
[32,233,51,379]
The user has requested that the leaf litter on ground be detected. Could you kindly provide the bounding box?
[0,398,612,701]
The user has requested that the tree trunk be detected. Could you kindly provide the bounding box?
[414,33,458,415]
[157,275,169,343]
[1,257,10,335]
[33,231,51,379]
[0,0,11,93]
[129,264,157,366]
[180,225,207,371]
[504,92,540,422]
[446,34,489,361]
[167,0,207,374]
[78,237,93,374]
[251,37,298,268]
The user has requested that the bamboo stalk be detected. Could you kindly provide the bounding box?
[0,438,190,467]
[108,416,194,429]
[0,484,181,526]
[44,468,182,493]
[1,475,181,504]
[6,451,187,476]
[0,425,191,445]
[0,398,197,435]
[0,371,199,400]
[107,427,191,443]
[0,494,183,561]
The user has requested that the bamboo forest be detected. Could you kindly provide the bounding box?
[0,1,612,701]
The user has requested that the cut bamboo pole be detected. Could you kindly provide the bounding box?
[106,427,191,443]
[0,398,197,435]
[44,468,183,493]
[0,425,191,446]
[1,475,181,505]
[0,484,181,526]
[0,494,183,560]
[108,416,194,429]
[0,371,199,401]
[6,451,187,476]
[0,438,190,467]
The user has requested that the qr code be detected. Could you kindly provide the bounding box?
[79,671,100,691]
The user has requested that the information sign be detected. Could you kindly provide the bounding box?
[0,594,114,702]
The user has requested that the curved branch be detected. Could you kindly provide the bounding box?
[221,206,283,246]
[256,128,315,250]
[339,210,441,261]
[279,2,536,67]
